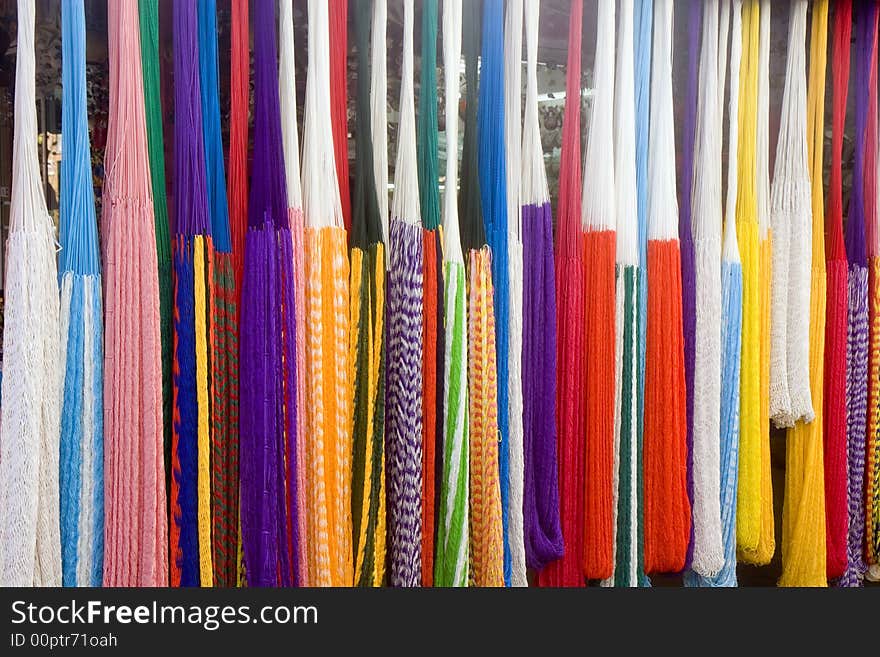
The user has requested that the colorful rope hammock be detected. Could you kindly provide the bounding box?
[102,0,167,587]
[0,0,63,588]
[643,0,691,575]
[582,0,617,581]
[170,0,214,587]
[461,0,504,588]
[477,0,512,586]
[504,0,527,589]
[605,0,645,588]
[301,0,352,588]
[138,0,173,497]
[824,0,852,582]
[435,0,470,589]
[330,0,351,233]
[58,0,104,588]
[386,0,424,587]
[688,0,725,580]
[278,0,307,587]
[229,0,248,295]
[780,0,829,588]
[350,0,387,588]
[870,0,880,581]
[417,0,442,588]
[538,0,584,588]
[520,0,563,579]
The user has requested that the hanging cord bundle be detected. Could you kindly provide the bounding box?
[460,0,504,588]
[769,2,814,427]
[769,0,816,565]
[503,0,527,589]
[0,0,62,587]
[823,0,851,581]
[477,0,512,585]
[643,0,691,575]
[229,0,248,293]
[603,0,645,587]
[329,0,351,232]
[780,0,828,588]
[101,0,167,587]
[839,0,876,588]
[240,0,302,587]
[372,0,389,257]
[138,0,172,495]
[435,0,469,588]
[279,0,308,586]
[870,10,880,582]
[386,0,424,588]
[538,0,584,588]
[349,0,387,588]
[170,0,214,587]
[57,0,104,588]
[518,0,564,579]
[735,0,773,565]
[417,0,442,587]
[679,0,701,569]
[686,0,725,580]
[581,0,616,581]
[688,0,743,587]
[198,0,239,588]
[301,0,352,588]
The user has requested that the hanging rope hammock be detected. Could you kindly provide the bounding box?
[58,0,104,588]
[504,0,527,589]
[435,0,470,589]
[461,0,504,588]
[780,0,829,588]
[643,0,691,575]
[350,0,387,588]
[417,0,442,588]
[330,0,351,233]
[688,0,725,580]
[870,2,880,580]
[229,0,248,294]
[372,0,390,262]
[603,0,645,588]
[519,0,564,580]
[0,0,62,587]
[138,0,173,496]
[279,0,308,587]
[101,0,167,587]
[538,0,584,588]
[302,0,352,587]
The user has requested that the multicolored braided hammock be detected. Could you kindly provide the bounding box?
[330,0,351,233]
[780,0,828,588]
[417,0,442,588]
[823,0,851,582]
[582,0,617,581]
[239,0,301,587]
[350,0,387,588]
[687,0,744,587]
[477,0,511,586]
[461,0,503,588]
[538,0,584,588]
[604,0,645,587]
[102,0,167,587]
[302,0,352,587]
[0,0,62,587]
[170,0,214,587]
[643,0,691,575]
[279,0,307,586]
[735,0,773,565]
[688,0,725,579]
[197,0,238,589]
[138,0,173,498]
[504,0,527,588]
[58,0,104,588]
[839,0,876,588]
[520,0,563,579]
[386,0,424,587]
